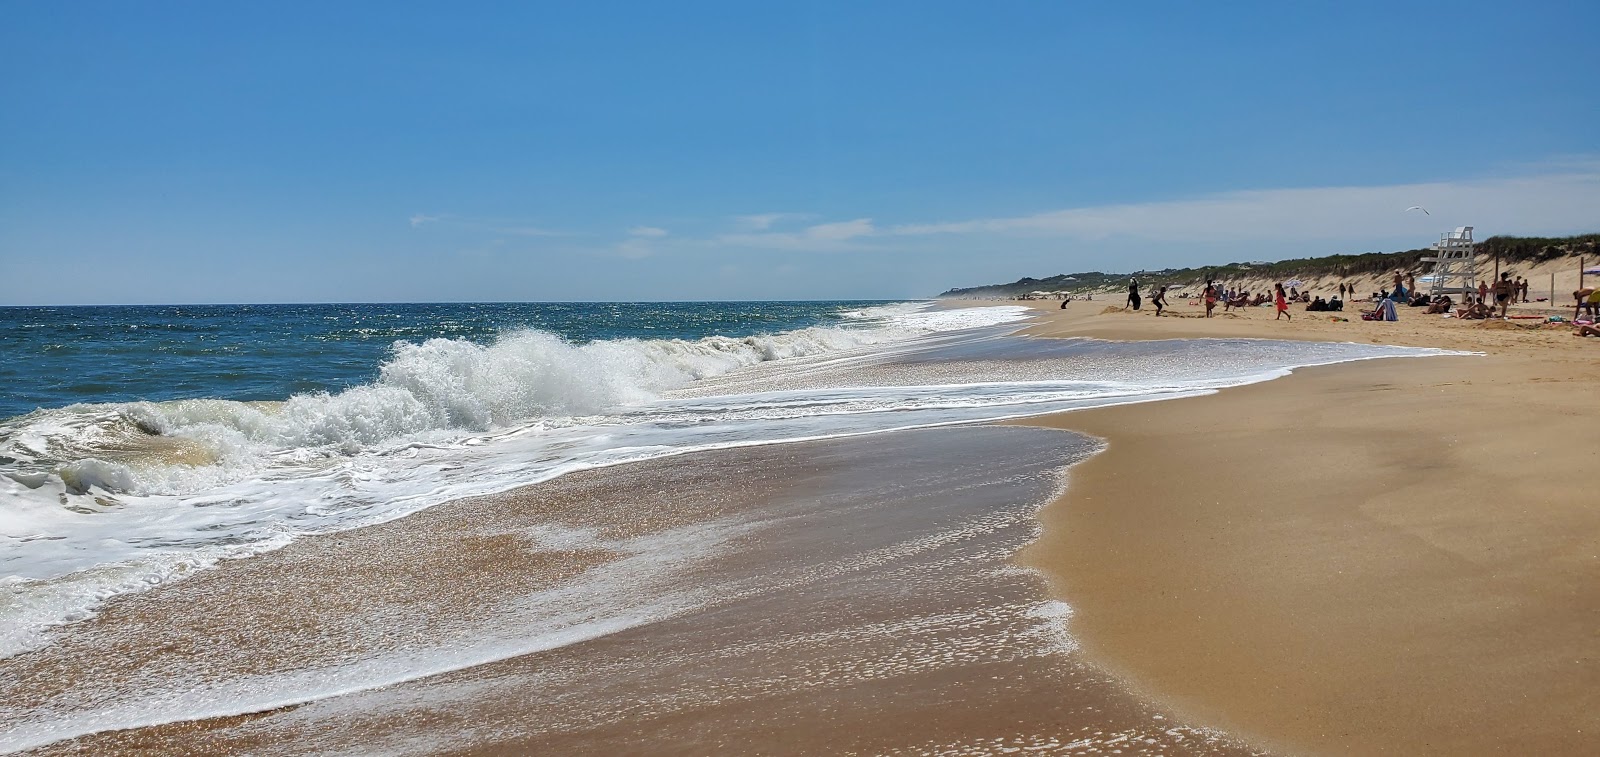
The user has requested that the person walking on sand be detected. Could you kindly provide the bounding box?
[1151,285,1168,316]
[1203,280,1218,318]
[1126,277,1142,311]
[1274,283,1291,321]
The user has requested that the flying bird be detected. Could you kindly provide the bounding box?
[1405,206,1430,215]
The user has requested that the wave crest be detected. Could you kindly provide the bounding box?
[0,315,950,498]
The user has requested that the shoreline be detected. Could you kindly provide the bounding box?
[6,428,1260,756]
[991,297,1600,754]
[6,297,1594,753]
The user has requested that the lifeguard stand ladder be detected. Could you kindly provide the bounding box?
[1424,226,1477,301]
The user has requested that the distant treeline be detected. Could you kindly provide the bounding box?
[938,233,1600,298]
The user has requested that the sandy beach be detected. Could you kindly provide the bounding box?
[1002,296,1600,754]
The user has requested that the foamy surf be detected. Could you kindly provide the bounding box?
[0,302,1455,664]
[0,303,1029,657]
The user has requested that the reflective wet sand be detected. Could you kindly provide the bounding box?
[6,427,1257,755]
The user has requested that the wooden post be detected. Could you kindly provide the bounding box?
[1551,272,1556,305]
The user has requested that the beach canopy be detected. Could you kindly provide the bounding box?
[1585,266,1600,275]
[1283,279,1305,288]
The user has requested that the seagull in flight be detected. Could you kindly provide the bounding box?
[1405,206,1430,215]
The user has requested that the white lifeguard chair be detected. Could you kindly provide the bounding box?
[1423,226,1477,300]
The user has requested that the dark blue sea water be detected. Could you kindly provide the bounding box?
[0,302,894,419]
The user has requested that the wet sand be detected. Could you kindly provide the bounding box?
[1004,298,1600,754]
[6,428,1256,756]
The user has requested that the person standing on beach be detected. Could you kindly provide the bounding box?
[1493,273,1514,317]
[1274,283,1291,321]
[1151,286,1168,316]
[1478,280,1489,303]
[1127,277,1141,310]
[1203,280,1218,317]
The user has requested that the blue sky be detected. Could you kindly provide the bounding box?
[2,1,1597,304]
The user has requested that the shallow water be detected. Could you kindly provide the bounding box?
[4,428,1256,755]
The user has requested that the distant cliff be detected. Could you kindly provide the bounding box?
[937,233,1600,298]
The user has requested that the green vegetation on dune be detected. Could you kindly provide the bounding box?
[938,233,1600,298]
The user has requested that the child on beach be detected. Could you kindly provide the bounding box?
[1274,283,1290,321]
[1151,286,1168,316]
[1203,281,1218,318]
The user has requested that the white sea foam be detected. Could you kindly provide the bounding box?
[0,302,1455,661]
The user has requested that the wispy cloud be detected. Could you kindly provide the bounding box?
[887,163,1600,243]
[408,214,569,237]
[806,218,875,241]
[711,217,881,252]
[733,212,815,231]
[629,226,669,238]
[616,240,652,259]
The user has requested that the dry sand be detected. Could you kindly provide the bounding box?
[995,296,1600,754]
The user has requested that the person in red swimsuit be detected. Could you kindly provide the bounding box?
[1274,283,1291,321]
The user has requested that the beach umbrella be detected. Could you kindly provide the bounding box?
[1283,279,1305,288]
[1585,266,1600,275]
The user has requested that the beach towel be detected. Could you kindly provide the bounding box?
[1362,299,1398,321]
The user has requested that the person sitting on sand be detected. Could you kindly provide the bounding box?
[1328,296,1344,312]
[1307,296,1327,312]
[1576,324,1600,337]
[1456,298,1492,320]
[1425,295,1454,315]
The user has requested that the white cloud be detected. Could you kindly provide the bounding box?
[733,212,814,231]
[806,218,875,241]
[408,214,567,236]
[888,164,1600,243]
[617,239,654,259]
[629,226,669,237]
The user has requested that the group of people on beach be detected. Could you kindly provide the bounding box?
[1111,270,1600,338]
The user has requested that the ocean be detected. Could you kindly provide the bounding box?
[0,301,1449,753]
